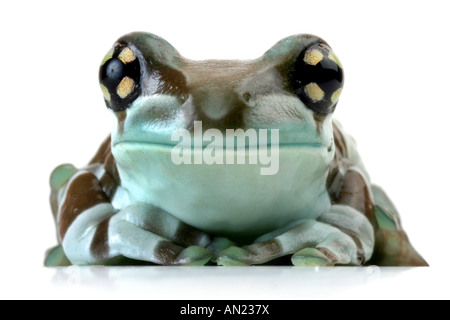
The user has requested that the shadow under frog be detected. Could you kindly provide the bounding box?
[45,32,427,267]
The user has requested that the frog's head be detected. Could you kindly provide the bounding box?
[99,32,343,149]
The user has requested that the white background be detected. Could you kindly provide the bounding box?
[1,0,449,300]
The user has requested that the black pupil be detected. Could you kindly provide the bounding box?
[106,59,124,80]
[102,58,125,88]
[303,58,342,95]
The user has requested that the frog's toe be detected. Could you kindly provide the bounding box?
[207,237,237,258]
[291,248,336,266]
[44,245,72,267]
[173,246,213,266]
[291,231,358,266]
[50,164,77,191]
[216,247,253,266]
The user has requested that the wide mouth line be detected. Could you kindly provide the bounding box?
[113,140,325,149]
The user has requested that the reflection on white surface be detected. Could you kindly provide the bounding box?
[48,266,423,299]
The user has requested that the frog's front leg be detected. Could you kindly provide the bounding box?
[217,168,375,266]
[54,168,213,266]
[217,208,373,266]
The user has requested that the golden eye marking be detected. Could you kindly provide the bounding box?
[328,51,343,69]
[100,84,111,101]
[305,83,325,102]
[116,77,135,99]
[304,49,324,66]
[331,88,343,104]
[118,47,136,64]
[101,48,114,66]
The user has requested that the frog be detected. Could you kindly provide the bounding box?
[45,32,427,267]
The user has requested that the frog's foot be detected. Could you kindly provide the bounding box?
[64,203,213,266]
[291,233,355,266]
[45,245,72,267]
[110,221,212,266]
[207,237,237,259]
[369,185,428,266]
[217,222,358,266]
[217,205,374,266]
[109,203,215,265]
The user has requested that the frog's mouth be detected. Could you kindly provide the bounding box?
[113,137,333,180]
[112,120,335,175]
[113,140,327,149]
[113,129,332,165]
[113,126,330,150]
[113,140,331,167]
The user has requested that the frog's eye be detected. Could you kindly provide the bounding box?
[290,43,344,115]
[99,45,141,111]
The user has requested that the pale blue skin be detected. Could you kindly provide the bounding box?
[56,33,375,266]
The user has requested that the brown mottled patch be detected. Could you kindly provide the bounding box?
[58,172,109,240]
[90,218,111,262]
[101,152,121,198]
[317,216,367,265]
[333,225,366,265]
[326,157,355,200]
[336,169,375,223]
[313,113,326,134]
[173,222,211,248]
[324,124,375,265]
[155,67,189,97]
[115,110,127,134]
[249,239,283,260]
[100,173,117,200]
[332,122,348,158]
[316,247,338,264]
[326,157,343,200]
[89,136,112,165]
[372,228,429,267]
[154,241,184,265]
[88,136,120,199]
[326,123,353,199]
[183,59,257,88]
